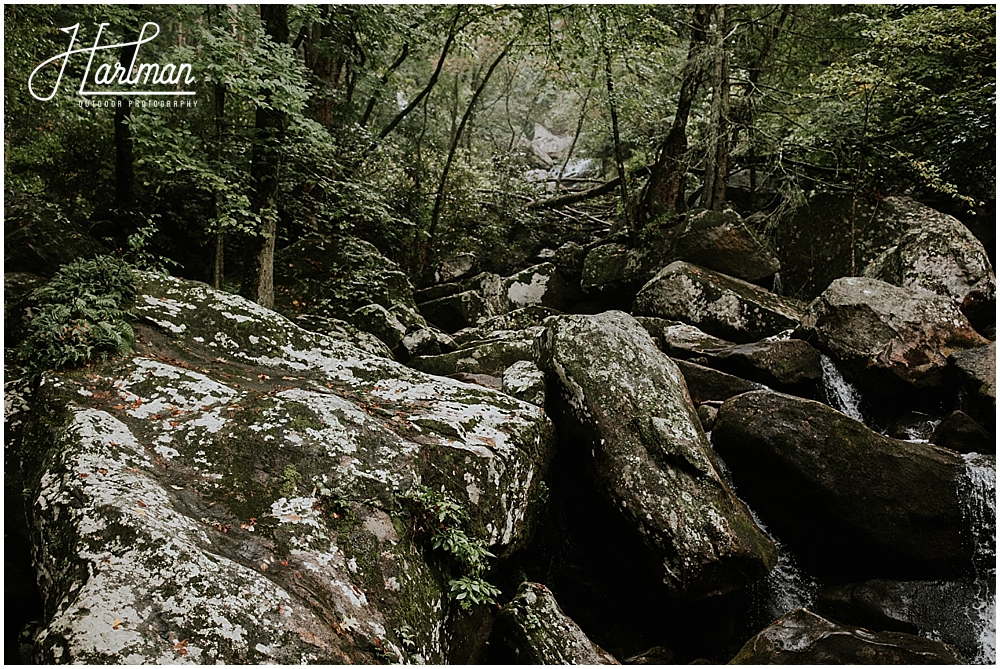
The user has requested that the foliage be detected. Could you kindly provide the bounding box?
[280,464,302,498]
[17,256,137,376]
[400,485,500,609]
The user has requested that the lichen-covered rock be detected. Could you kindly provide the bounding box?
[292,314,393,359]
[502,361,546,406]
[729,608,960,664]
[862,198,995,309]
[17,273,556,664]
[949,343,996,432]
[492,582,619,664]
[634,262,806,343]
[435,252,478,284]
[636,318,733,359]
[712,390,982,580]
[580,243,634,300]
[409,327,544,379]
[798,277,988,399]
[350,303,407,351]
[418,290,490,333]
[672,209,780,282]
[452,307,559,347]
[816,579,995,663]
[539,311,777,597]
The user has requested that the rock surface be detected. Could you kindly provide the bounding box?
[798,277,988,398]
[634,262,805,344]
[492,582,619,664]
[539,311,777,597]
[16,273,556,664]
[950,343,996,432]
[931,410,993,454]
[671,209,780,282]
[712,390,982,580]
[730,608,961,664]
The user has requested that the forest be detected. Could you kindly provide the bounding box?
[4,3,996,665]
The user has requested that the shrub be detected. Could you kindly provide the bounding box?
[17,256,137,375]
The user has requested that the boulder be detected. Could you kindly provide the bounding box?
[949,343,996,432]
[553,241,587,278]
[409,327,544,378]
[491,582,619,664]
[671,209,780,282]
[798,277,988,399]
[292,314,393,359]
[350,303,407,351]
[634,262,806,343]
[712,390,982,580]
[418,290,490,333]
[704,339,823,394]
[539,311,777,597]
[15,273,556,664]
[635,318,733,359]
[434,252,478,284]
[413,282,463,304]
[502,361,547,406]
[729,608,960,664]
[580,243,633,301]
[862,198,995,310]
[399,326,442,360]
[816,579,995,663]
[452,306,559,347]
[672,359,766,405]
[931,411,993,455]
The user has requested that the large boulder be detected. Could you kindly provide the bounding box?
[816,579,995,663]
[862,198,995,310]
[672,359,766,406]
[491,582,619,664]
[671,209,780,282]
[418,290,490,333]
[408,327,544,378]
[539,311,777,598]
[702,339,823,395]
[634,262,806,344]
[949,343,996,432]
[798,277,989,399]
[931,410,993,455]
[15,273,556,664]
[712,390,987,580]
[729,608,960,664]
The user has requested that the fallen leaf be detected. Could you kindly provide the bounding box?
[112,618,122,629]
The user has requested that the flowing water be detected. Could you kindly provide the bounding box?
[957,453,996,664]
[819,354,866,423]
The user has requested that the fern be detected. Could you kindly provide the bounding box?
[17,256,138,375]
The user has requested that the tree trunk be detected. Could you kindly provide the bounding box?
[701,4,731,211]
[638,4,712,223]
[601,13,631,238]
[114,6,141,211]
[242,4,289,309]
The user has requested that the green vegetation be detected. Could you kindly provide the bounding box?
[16,256,137,375]
[400,485,499,610]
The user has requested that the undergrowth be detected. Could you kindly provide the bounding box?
[17,255,137,375]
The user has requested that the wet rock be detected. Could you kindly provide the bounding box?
[492,582,619,664]
[16,272,556,664]
[671,209,780,282]
[502,361,547,406]
[4,193,108,276]
[539,311,777,597]
[672,359,766,405]
[634,262,806,344]
[949,343,996,432]
[862,198,995,310]
[798,277,988,400]
[816,579,994,663]
[729,608,960,664]
[931,410,993,454]
[713,390,977,580]
[409,327,544,378]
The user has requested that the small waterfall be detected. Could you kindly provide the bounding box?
[819,354,865,423]
[745,506,818,624]
[772,272,784,296]
[958,453,996,664]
